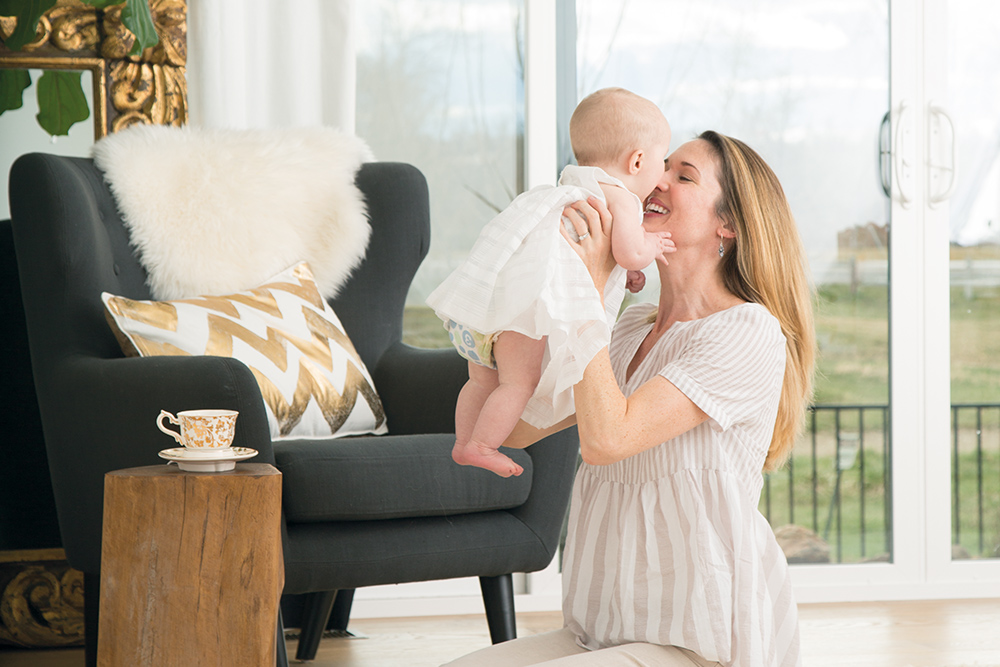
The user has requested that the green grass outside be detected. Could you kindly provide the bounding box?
[814,281,1000,404]
[813,284,890,405]
[403,305,452,349]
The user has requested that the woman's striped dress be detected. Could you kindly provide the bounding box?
[562,302,801,667]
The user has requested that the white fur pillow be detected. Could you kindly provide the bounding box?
[93,124,373,300]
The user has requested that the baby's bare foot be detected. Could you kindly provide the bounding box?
[452,440,524,478]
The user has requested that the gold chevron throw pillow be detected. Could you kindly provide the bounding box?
[102,262,387,441]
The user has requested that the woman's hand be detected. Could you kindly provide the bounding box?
[561,196,618,296]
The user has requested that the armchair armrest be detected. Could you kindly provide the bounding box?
[372,340,579,568]
[509,425,580,565]
[42,354,274,574]
[372,341,467,435]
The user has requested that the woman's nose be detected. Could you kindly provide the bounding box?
[656,166,670,189]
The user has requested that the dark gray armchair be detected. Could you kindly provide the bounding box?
[9,152,578,666]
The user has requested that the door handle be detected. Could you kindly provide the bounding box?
[878,110,891,198]
[893,101,913,208]
[927,102,957,207]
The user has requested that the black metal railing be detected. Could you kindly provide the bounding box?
[951,403,1000,558]
[761,403,1000,563]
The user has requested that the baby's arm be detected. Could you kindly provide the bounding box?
[601,184,673,270]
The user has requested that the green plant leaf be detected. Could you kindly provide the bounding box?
[82,0,127,8]
[35,70,90,137]
[0,68,32,117]
[121,0,159,56]
[0,0,57,51]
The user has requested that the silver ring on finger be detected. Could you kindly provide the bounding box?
[578,231,590,241]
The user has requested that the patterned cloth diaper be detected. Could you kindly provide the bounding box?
[444,320,499,369]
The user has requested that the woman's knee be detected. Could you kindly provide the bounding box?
[583,643,720,667]
[441,629,583,666]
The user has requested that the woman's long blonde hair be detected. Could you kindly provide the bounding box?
[699,131,816,472]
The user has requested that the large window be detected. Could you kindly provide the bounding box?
[352,0,529,611]
[946,0,1000,561]
[352,0,1000,610]
[576,0,893,566]
[355,0,524,347]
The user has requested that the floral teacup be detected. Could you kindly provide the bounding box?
[156,409,238,456]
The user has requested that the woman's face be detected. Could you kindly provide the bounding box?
[642,139,725,255]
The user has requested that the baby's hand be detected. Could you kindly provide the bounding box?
[655,231,675,255]
[651,231,676,264]
[626,270,646,293]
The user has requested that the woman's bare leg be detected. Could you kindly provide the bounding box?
[442,628,721,666]
[452,331,546,477]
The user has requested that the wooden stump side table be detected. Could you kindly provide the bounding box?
[98,463,283,666]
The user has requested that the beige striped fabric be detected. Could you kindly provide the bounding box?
[562,302,801,667]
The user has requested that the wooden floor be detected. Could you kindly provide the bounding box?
[2,598,999,666]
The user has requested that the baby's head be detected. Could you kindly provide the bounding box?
[570,87,671,199]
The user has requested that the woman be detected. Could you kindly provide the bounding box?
[445,131,814,667]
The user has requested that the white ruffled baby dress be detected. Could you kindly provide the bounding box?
[426,165,633,428]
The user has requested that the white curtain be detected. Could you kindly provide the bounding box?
[187,0,356,132]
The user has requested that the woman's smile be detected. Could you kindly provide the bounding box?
[644,200,669,216]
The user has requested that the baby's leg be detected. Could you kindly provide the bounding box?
[455,361,499,450]
[453,361,505,473]
[453,331,546,477]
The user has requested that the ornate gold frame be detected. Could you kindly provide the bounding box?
[0,54,108,139]
[0,0,187,137]
[0,549,84,647]
[1,0,187,649]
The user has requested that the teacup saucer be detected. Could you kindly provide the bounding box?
[158,446,258,472]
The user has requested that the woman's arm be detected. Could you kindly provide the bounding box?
[560,197,709,465]
[573,354,708,465]
[502,413,577,450]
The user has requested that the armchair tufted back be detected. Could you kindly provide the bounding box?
[328,162,430,372]
[12,156,152,366]
[11,155,430,378]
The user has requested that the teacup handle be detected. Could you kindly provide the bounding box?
[156,410,185,446]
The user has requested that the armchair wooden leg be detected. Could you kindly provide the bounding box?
[480,574,517,644]
[294,590,338,662]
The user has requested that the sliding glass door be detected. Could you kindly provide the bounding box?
[573,0,1000,598]
[350,0,1000,608]
[576,0,894,571]
[945,0,1000,563]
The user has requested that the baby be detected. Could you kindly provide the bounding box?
[427,87,673,477]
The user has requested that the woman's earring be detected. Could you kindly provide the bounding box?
[718,237,725,258]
